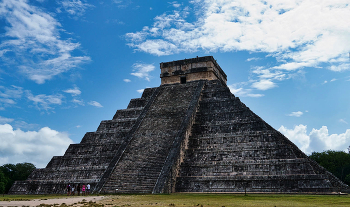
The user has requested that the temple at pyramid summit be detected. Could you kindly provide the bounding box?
[10,56,348,194]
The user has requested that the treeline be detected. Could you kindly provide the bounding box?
[0,162,36,194]
[309,150,350,185]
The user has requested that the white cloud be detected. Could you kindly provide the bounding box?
[137,89,144,93]
[72,98,84,106]
[329,63,350,72]
[340,119,348,124]
[112,0,131,9]
[0,85,23,108]
[0,124,73,168]
[287,111,303,117]
[63,86,81,96]
[129,40,178,56]
[279,125,350,154]
[0,0,90,84]
[252,67,286,81]
[251,79,277,90]
[88,101,103,108]
[169,1,181,8]
[0,116,14,124]
[26,91,64,111]
[0,98,16,105]
[126,0,350,90]
[13,120,38,130]
[246,57,261,62]
[279,124,310,153]
[57,0,94,16]
[228,84,264,98]
[123,79,131,83]
[131,63,155,81]
[0,85,23,99]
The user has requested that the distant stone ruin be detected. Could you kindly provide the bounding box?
[10,56,348,194]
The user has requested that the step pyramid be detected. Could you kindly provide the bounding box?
[9,56,347,194]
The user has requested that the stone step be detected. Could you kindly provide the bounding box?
[183,148,298,161]
[127,98,147,109]
[113,107,143,120]
[101,82,201,193]
[96,119,137,132]
[80,132,127,144]
[175,174,333,192]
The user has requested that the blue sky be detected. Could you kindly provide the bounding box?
[0,0,350,168]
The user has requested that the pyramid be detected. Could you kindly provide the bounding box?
[10,56,347,194]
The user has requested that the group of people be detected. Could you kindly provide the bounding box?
[66,183,90,196]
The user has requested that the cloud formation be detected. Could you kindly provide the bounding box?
[26,91,64,111]
[0,116,14,124]
[88,101,103,108]
[64,86,82,96]
[287,111,303,117]
[279,125,350,154]
[126,0,350,91]
[228,84,264,98]
[137,89,144,93]
[131,63,155,81]
[0,124,73,168]
[0,0,90,84]
[0,85,23,109]
[57,0,94,16]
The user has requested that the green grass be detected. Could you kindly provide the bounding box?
[99,193,350,207]
[1,194,350,207]
[0,194,67,201]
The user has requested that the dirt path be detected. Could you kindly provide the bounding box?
[0,196,106,207]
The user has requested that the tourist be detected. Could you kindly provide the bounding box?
[77,184,81,196]
[82,184,86,196]
[86,183,90,195]
[67,184,71,196]
[71,185,75,196]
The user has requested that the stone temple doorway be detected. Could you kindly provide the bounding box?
[180,76,186,84]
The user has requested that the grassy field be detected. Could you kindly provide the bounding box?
[1,193,350,207]
[0,194,68,201]
[98,193,350,207]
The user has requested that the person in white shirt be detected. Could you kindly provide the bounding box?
[86,183,90,195]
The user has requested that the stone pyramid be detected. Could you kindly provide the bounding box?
[10,56,347,194]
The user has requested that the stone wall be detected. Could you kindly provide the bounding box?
[160,56,227,85]
[175,80,347,193]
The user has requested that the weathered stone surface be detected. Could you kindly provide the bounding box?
[9,56,348,194]
[175,80,346,192]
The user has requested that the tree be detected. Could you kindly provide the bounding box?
[0,162,36,193]
[0,169,8,194]
[309,150,350,185]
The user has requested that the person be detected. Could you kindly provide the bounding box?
[77,184,81,196]
[82,184,86,196]
[86,184,90,195]
[67,184,71,196]
[71,185,75,196]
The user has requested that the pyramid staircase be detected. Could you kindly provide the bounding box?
[175,80,347,192]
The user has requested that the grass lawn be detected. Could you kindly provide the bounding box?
[98,193,350,207]
[0,194,68,201]
[0,193,350,207]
